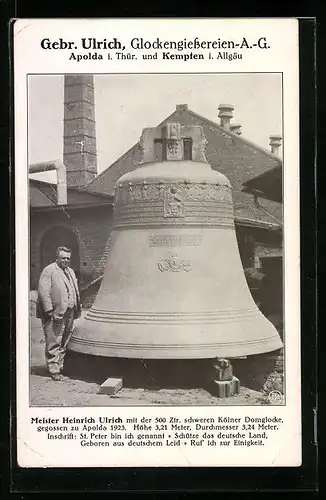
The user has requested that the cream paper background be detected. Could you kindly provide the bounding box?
[14,18,300,467]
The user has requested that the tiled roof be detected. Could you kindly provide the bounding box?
[85,106,283,226]
[29,183,56,207]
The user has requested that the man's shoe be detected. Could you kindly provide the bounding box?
[60,369,68,379]
[51,373,62,381]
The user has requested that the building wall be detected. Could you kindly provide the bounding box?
[30,206,113,292]
[254,243,283,266]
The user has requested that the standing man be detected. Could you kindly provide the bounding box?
[37,246,81,381]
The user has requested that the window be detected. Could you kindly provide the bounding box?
[154,139,166,161]
[183,138,192,160]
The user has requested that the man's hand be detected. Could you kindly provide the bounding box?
[45,310,54,319]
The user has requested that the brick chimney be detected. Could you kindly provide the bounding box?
[269,135,282,156]
[63,74,97,188]
[230,123,242,135]
[218,104,234,129]
[176,104,189,112]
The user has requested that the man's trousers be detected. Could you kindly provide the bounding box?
[42,308,75,375]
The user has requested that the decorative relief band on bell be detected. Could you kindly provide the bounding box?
[157,255,192,272]
[113,207,234,229]
[113,182,234,228]
[115,182,232,204]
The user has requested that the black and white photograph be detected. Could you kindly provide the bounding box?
[28,73,285,407]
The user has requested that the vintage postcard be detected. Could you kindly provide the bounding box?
[14,18,301,467]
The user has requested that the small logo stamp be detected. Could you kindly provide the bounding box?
[268,390,283,405]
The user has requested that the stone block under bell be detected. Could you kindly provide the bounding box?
[99,377,123,395]
[211,377,241,398]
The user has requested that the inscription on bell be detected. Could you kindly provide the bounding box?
[158,255,192,272]
[164,186,185,218]
[150,234,202,247]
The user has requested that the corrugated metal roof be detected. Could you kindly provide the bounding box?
[29,179,113,208]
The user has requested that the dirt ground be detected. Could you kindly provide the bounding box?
[30,311,269,407]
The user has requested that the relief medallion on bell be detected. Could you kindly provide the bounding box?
[158,255,192,272]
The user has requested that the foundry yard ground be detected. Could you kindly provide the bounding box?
[30,310,270,407]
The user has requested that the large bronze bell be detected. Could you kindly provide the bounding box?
[68,123,282,359]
